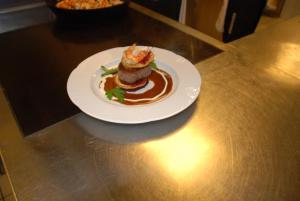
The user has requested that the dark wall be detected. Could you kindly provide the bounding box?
[0,0,42,9]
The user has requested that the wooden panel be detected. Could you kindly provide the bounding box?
[264,0,286,17]
[131,0,181,20]
[186,0,223,41]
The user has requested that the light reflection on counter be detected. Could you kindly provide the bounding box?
[143,128,211,181]
[266,42,300,80]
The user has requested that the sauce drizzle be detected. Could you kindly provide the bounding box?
[101,69,173,105]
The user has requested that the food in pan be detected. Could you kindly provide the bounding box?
[99,45,173,105]
[56,0,123,10]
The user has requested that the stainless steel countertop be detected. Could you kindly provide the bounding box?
[0,6,300,201]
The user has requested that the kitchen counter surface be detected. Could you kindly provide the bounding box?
[0,4,300,201]
[0,3,222,136]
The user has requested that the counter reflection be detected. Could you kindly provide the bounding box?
[143,129,211,181]
[264,42,300,80]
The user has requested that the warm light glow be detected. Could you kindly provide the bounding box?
[143,130,210,180]
[266,42,300,80]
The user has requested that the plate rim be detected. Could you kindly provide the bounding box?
[67,46,201,124]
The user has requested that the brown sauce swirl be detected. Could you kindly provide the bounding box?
[102,70,173,105]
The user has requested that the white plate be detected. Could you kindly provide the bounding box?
[67,47,201,124]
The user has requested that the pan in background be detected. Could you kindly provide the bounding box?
[45,0,130,22]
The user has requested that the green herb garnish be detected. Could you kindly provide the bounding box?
[105,87,125,103]
[101,65,118,77]
[149,61,158,70]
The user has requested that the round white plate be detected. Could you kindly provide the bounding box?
[67,47,201,124]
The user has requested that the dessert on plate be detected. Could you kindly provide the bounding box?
[100,44,173,105]
[116,44,154,90]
